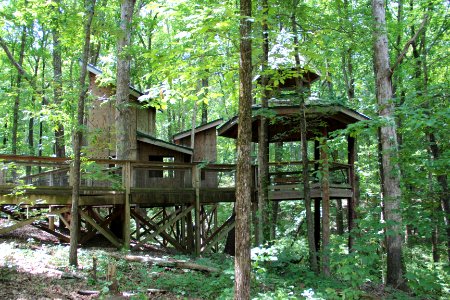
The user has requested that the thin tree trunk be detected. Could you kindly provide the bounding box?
[336,199,344,235]
[11,25,27,155]
[201,77,208,125]
[292,0,318,273]
[372,0,406,290]
[116,0,137,160]
[52,0,65,158]
[69,0,96,266]
[257,0,270,245]
[234,0,252,297]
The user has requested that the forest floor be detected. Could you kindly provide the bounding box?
[1,219,445,299]
[0,220,200,299]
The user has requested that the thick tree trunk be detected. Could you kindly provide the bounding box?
[234,0,252,297]
[372,0,406,289]
[69,0,96,266]
[116,0,137,160]
[257,0,270,245]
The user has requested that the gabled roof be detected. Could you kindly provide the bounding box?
[137,131,193,155]
[87,64,143,98]
[172,119,223,141]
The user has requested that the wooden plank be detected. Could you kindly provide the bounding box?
[201,216,235,253]
[32,224,70,243]
[79,209,122,248]
[79,208,121,244]
[0,207,70,235]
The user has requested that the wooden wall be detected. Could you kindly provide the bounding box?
[85,72,156,158]
[175,127,217,162]
[135,141,191,188]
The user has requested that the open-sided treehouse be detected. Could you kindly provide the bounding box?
[0,65,369,255]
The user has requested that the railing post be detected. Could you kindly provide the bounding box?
[192,165,201,255]
[123,161,131,249]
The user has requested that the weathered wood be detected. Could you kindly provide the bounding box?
[123,162,131,248]
[130,209,186,252]
[79,209,122,248]
[0,207,70,235]
[348,135,357,250]
[79,208,121,244]
[109,253,220,273]
[202,214,235,253]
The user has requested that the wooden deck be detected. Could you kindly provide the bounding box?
[0,155,353,253]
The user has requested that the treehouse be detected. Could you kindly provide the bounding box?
[218,66,370,250]
[0,65,369,256]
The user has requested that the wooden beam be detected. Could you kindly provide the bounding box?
[347,135,357,251]
[134,205,195,248]
[202,215,235,253]
[0,207,70,235]
[79,209,122,248]
[123,162,131,249]
[130,209,186,252]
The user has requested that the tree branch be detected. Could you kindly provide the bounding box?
[390,14,429,76]
[0,35,33,83]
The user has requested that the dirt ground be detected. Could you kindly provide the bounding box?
[0,219,190,300]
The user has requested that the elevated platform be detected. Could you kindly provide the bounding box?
[0,155,353,254]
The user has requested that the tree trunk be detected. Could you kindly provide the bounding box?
[320,130,330,276]
[69,0,96,266]
[372,0,406,290]
[257,0,270,245]
[116,0,137,160]
[11,24,28,155]
[234,0,252,297]
[292,0,318,273]
[52,0,65,158]
[201,77,208,125]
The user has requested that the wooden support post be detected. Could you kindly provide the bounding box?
[123,161,131,249]
[314,140,321,254]
[321,129,330,276]
[347,135,357,251]
[49,206,55,231]
[192,165,201,256]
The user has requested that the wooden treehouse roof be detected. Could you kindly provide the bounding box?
[217,104,370,143]
[137,131,193,155]
[172,119,223,141]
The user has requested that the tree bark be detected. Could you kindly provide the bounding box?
[320,130,330,276]
[257,0,270,245]
[52,0,65,158]
[116,0,137,160]
[69,0,96,266]
[234,0,252,297]
[292,0,318,273]
[372,0,406,290]
[11,25,28,155]
[201,77,208,125]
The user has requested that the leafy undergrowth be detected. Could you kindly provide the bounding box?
[0,224,448,299]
